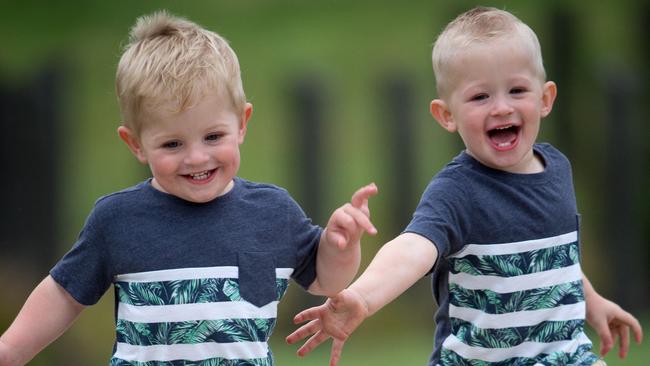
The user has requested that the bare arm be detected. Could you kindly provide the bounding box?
[349,232,437,315]
[288,232,437,364]
[0,275,85,366]
[308,184,378,296]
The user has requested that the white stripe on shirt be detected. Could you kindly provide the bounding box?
[448,302,586,329]
[115,266,293,282]
[114,341,269,362]
[449,263,583,293]
[442,332,592,362]
[450,231,577,258]
[118,301,279,323]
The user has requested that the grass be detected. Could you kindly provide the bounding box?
[271,327,436,366]
[270,318,649,366]
[272,337,649,366]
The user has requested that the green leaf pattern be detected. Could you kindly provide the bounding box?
[110,355,273,366]
[442,239,597,364]
[450,281,584,314]
[452,318,584,348]
[116,279,289,306]
[116,318,276,345]
[112,275,290,365]
[452,242,579,277]
[440,344,599,366]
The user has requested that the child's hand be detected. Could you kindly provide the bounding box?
[324,183,378,250]
[586,292,643,358]
[286,289,369,366]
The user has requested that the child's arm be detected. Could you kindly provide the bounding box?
[308,183,378,296]
[583,274,643,359]
[0,275,85,366]
[288,232,437,365]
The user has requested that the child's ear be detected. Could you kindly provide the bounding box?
[540,81,557,118]
[117,125,147,164]
[238,103,253,144]
[430,99,457,132]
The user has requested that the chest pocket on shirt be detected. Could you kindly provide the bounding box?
[238,252,276,307]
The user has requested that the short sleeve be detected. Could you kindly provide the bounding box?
[282,194,322,290]
[50,205,113,306]
[404,175,472,264]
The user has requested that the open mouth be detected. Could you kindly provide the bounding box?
[184,169,217,182]
[487,124,520,150]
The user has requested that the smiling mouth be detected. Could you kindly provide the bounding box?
[185,169,216,181]
[487,124,520,149]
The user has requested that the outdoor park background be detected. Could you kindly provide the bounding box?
[1,0,648,364]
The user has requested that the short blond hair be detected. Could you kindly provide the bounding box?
[432,7,546,99]
[116,11,246,135]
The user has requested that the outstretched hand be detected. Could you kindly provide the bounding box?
[586,292,643,358]
[325,183,378,250]
[286,289,369,366]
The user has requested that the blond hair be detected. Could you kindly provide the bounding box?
[432,7,546,98]
[116,11,246,135]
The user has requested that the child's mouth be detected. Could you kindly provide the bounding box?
[184,169,216,182]
[487,124,520,150]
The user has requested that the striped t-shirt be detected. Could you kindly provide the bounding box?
[405,143,599,366]
[110,266,291,365]
[51,178,322,365]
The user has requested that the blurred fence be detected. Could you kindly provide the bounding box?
[0,61,67,277]
[1,1,649,364]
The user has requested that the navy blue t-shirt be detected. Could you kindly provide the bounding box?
[405,143,598,366]
[51,177,322,365]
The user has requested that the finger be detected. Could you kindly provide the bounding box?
[287,319,321,344]
[293,307,322,324]
[342,205,377,235]
[329,338,346,366]
[326,230,348,250]
[633,320,644,344]
[331,207,356,232]
[595,322,613,356]
[620,311,644,344]
[297,330,331,357]
[350,183,378,210]
[617,324,630,359]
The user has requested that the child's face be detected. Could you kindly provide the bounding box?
[430,41,556,174]
[119,91,252,203]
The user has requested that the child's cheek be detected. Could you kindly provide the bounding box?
[150,154,180,177]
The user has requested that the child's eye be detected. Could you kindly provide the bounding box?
[162,141,181,149]
[205,133,223,141]
[510,87,526,94]
[470,93,488,102]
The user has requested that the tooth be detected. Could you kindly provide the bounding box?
[190,171,210,180]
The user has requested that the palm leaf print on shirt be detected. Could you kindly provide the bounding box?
[452,242,579,277]
[449,280,584,314]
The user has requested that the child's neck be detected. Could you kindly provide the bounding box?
[528,151,546,173]
[510,151,545,174]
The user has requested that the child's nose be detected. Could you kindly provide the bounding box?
[490,95,514,116]
[183,145,210,165]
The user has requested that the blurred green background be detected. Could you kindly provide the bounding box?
[1,0,648,364]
